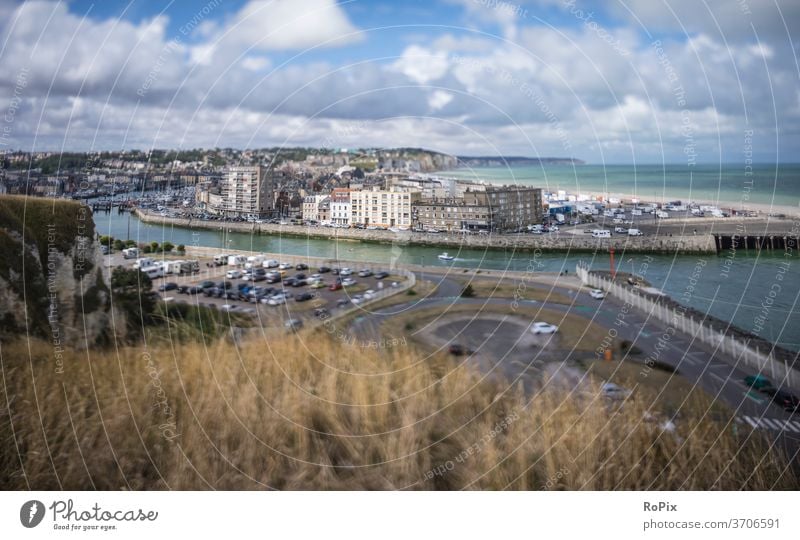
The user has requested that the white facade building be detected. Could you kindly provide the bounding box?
[350,187,419,228]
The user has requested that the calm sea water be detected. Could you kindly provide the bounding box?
[95,211,800,351]
[443,163,800,208]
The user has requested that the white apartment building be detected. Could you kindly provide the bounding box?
[330,188,351,226]
[350,187,419,228]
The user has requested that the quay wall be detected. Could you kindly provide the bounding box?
[135,210,717,254]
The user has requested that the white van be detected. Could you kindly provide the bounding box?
[592,229,611,238]
[656,211,670,219]
[262,259,279,268]
[228,255,246,267]
[631,209,642,216]
[628,228,643,236]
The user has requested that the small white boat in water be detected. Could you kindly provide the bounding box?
[438,252,454,261]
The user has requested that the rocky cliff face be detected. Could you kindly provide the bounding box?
[0,196,112,348]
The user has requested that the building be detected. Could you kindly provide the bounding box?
[350,187,419,228]
[330,188,351,226]
[220,166,279,218]
[302,194,330,222]
[413,186,543,232]
[412,199,491,232]
[483,186,543,230]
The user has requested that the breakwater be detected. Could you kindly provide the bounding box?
[134,210,717,254]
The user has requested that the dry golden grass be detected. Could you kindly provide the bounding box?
[0,336,796,490]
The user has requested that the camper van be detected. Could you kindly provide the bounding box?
[122,247,139,259]
[592,229,611,238]
[628,228,643,236]
[132,257,154,270]
[656,211,670,219]
[140,265,164,279]
[228,255,247,267]
[245,256,264,270]
[213,254,230,266]
[180,260,200,275]
[162,260,185,275]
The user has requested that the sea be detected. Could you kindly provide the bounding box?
[441,163,800,209]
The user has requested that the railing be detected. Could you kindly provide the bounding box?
[575,262,800,391]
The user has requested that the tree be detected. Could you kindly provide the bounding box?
[150,241,160,253]
[162,241,175,253]
[142,245,152,254]
[99,235,114,247]
[110,267,156,339]
[176,244,186,254]
[112,239,125,251]
[125,239,136,247]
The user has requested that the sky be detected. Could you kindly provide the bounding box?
[0,0,798,164]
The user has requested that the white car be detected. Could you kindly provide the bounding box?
[279,262,293,270]
[363,289,377,299]
[263,259,279,268]
[225,269,242,279]
[339,267,353,276]
[341,277,357,287]
[531,322,558,334]
[267,296,286,306]
[220,304,237,313]
[589,289,605,299]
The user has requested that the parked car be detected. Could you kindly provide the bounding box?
[318,266,331,273]
[226,269,242,279]
[358,269,373,277]
[531,322,559,334]
[267,295,287,306]
[374,271,390,279]
[158,282,178,292]
[339,267,353,276]
[363,289,377,300]
[310,280,326,289]
[329,281,343,291]
[278,262,292,270]
[336,298,350,307]
[743,374,772,390]
[200,280,215,289]
[589,289,605,299]
[295,292,313,302]
[220,304,237,313]
[341,278,357,287]
[295,263,309,270]
[314,308,330,319]
[285,319,303,331]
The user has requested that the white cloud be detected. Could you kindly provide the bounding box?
[391,45,450,84]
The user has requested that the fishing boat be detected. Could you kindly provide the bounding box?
[437,252,454,261]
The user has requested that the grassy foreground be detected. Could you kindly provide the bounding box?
[1,335,796,490]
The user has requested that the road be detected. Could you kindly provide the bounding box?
[349,271,800,465]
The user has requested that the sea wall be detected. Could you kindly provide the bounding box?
[576,263,800,391]
[135,210,717,254]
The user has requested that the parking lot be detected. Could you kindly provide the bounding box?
[137,256,408,330]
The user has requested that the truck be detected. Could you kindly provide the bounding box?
[656,211,670,219]
[122,247,139,259]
